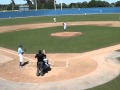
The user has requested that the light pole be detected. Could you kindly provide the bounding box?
[54,0,56,10]
[61,0,62,10]
[11,0,14,11]
[35,0,37,11]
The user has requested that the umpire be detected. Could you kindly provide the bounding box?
[35,50,45,76]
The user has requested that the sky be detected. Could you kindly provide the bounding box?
[0,0,119,4]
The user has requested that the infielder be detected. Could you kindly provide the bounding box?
[53,18,56,23]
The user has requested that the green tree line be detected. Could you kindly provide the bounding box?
[0,0,120,11]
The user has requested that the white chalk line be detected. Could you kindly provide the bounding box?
[49,53,94,68]
[0,47,106,69]
[65,44,120,68]
[0,48,102,68]
[0,48,86,68]
[0,48,60,69]
[65,52,94,68]
[0,48,35,62]
[0,48,68,68]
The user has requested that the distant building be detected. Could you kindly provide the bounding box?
[19,5,29,11]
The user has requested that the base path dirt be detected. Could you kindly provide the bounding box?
[0,21,120,33]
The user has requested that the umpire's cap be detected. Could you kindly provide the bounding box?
[38,50,42,54]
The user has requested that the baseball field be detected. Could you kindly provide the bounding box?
[0,14,120,90]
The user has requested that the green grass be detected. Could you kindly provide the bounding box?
[87,75,120,90]
[0,14,120,26]
[0,14,120,90]
[0,25,120,53]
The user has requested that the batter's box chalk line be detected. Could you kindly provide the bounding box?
[51,55,83,68]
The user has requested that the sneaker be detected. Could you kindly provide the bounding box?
[19,66,23,68]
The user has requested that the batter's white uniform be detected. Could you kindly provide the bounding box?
[18,47,23,65]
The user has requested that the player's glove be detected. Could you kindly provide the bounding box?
[24,49,26,52]
[22,49,26,54]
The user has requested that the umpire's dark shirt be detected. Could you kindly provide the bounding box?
[35,53,44,62]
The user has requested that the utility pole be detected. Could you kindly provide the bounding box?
[11,0,14,11]
[61,0,62,10]
[35,0,37,11]
[54,0,56,10]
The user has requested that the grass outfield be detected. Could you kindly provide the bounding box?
[0,25,120,53]
[0,14,120,26]
[0,14,120,90]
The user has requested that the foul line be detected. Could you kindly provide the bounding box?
[0,48,35,62]
[0,48,94,68]
[65,52,96,68]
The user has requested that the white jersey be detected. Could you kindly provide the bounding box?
[53,18,56,22]
[63,22,67,30]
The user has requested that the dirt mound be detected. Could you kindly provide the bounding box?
[51,32,82,37]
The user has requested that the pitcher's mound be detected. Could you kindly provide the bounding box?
[51,32,82,37]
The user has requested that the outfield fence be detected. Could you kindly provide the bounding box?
[0,7,120,18]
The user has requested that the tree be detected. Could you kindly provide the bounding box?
[25,0,32,5]
[115,1,120,7]
[102,1,110,7]
[110,3,115,7]
[69,3,75,8]
[81,1,88,8]
[56,3,61,8]
[77,3,82,8]
[45,0,54,9]
[88,0,97,7]
[0,4,2,10]
[25,0,34,9]
[34,0,54,9]
[88,0,110,7]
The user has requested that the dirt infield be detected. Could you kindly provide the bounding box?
[0,49,97,83]
[0,21,120,33]
[0,21,120,90]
